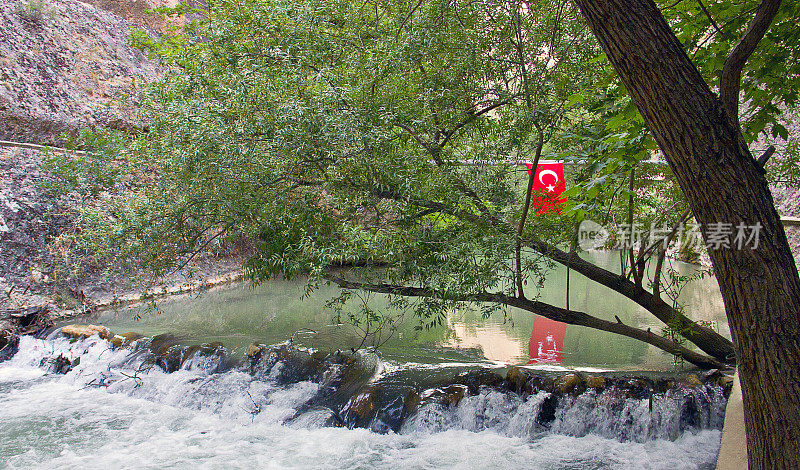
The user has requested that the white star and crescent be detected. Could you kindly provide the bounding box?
[538,169,559,192]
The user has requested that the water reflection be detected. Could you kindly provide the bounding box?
[76,252,729,370]
[527,316,566,364]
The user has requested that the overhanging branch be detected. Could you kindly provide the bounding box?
[324,273,727,369]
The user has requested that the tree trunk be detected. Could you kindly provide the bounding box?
[574,0,800,467]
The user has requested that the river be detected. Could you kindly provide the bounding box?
[0,252,729,469]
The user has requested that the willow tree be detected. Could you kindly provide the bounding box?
[90,0,741,368]
[574,0,800,466]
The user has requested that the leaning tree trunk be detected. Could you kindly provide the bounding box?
[575,0,800,467]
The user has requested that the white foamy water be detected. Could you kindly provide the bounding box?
[0,336,722,469]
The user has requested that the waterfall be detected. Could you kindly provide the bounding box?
[0,332,728,469]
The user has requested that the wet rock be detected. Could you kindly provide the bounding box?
[536,394,559,426]
[149,333,179,354]
[525,375,555,394]
[342,387,378,428]
[455,369,503,394]
[49,354,72,374]
[156,345,184,372]
[653,378,674,393]
[146,334,183,372]
[621,378,653,399]
[718,375,735,394]
[246,343,265,360]
[699,369,722,383]
[585,375,605,389]
[109,332,143,348]
[505,366,528,393]
[371,390,418,433]
[181,342,228,373]
[61,324,110,340]
[0,334,19,363]
[287,407,342,429]
[249,343,345,388]
[404,390,421,414]
[311,350,329,362]
[555,373,583,394]
[681,374,703,389]
[680,393,701,429]
[443,384,468,406]
[181,344,202,365]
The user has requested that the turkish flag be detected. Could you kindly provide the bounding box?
[526,162,566,214]
[527,316,567,364]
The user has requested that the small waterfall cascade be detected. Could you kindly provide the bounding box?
[0,327,732,469]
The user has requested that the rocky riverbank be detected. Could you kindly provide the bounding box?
[0,0,164,145]
[0,143,247,343]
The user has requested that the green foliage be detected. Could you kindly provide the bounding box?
[104,0,600,327]
[16,0,54,23]
[55,0,797,350]
[662,0,800,143]
[41,129,125,198]
[658,264,716,364]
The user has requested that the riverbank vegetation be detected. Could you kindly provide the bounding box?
[42,1,800,464]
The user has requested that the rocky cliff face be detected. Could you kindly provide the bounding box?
[0,0,161,144]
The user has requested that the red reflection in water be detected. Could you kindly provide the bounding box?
[528,316,567,364]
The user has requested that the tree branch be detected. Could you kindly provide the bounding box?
[325,273,726,369]
[439,97,516,148]
[719,0,782,130]
[351,180,735,361]
[515,121,544,299]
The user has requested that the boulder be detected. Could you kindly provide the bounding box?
[180,342,228,372]
[109,331,143,348]
[343,388,378,428]
[718,375,735,393]
[49,354,73,374]
[246,343,265,359]
[455,368,503,393]
[555,373,583,394]
[61,324,110,340]
[404,390,421,414]
[443,384,468,406]
[622,378,654,399]
[525,375,555,394]
[681,373,703,389]
[585,375,605,390]
[505,366,528,392]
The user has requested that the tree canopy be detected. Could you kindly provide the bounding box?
[47,0,800,369]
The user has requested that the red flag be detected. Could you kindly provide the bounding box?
[526,162,566,214]
[527,315,567,364]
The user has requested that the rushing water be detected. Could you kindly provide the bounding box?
[0,253,730,469]
[0,334,726,469]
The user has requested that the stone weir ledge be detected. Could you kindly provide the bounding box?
[1,323,736,439]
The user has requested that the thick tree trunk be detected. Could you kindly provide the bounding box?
[574,0,800,467]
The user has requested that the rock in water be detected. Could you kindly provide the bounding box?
[61,324,110,340]
[585,376,606,389]
[555,373,584,394]
[109,332,143,348]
